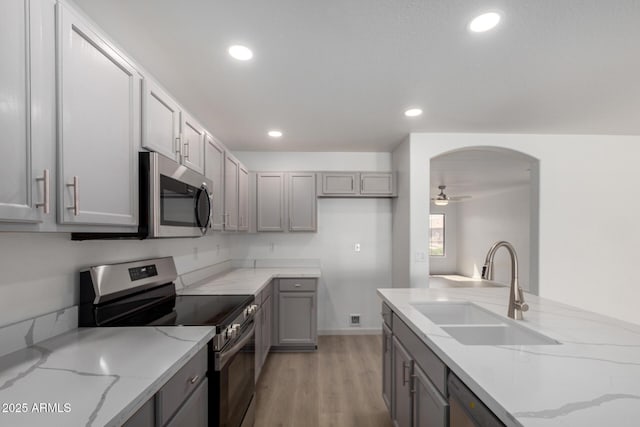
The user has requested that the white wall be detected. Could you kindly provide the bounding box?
[393,133,640,325]
[234,151,393,332]
[0,233,231,327]
[429,203,458,275]
[455,186,530,289]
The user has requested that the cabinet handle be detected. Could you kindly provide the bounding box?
[402,361,411,386]
[189,375,199,384]
[67,176,79,216]
[410,373,417,394]
[35,169,50,214]
[183,140,190,159]
[175,136,181,154]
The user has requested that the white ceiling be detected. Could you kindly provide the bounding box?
[72,0,640,152]
[430,148,533,199]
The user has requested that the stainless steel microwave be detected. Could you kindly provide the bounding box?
[72,152,212,240]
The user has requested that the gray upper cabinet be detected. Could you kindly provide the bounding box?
[319,172,359,195]
[256,173,285,231]
[205,135,225,231]
[255,172,316,232]
[0,0,46,224]
[238,165,249,231]
[361,173,395,196]
[317,172,396,197]
[223,153,239,231]
[142,79,181,162]
[57,3,139,226]
[181,113,205,175]
[288,173,317,231]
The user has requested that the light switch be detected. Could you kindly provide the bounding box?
[415,251,426,262]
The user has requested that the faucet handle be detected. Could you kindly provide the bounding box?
[515,301,529,312]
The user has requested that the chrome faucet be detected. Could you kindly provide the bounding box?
[481,241,529,320]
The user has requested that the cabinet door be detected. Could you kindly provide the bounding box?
[0,0,45,224]
[122,398,154,427]
[278,291,316,345]
[165,378,208,427]
[288,173,317,231]
[142,79,181,162]
[57,4,139,226]
[256,173,285,231]
[205,135,225,230]
[382,323,393,414]
[263,293,272,361]
[361,173,395,196]
[223,153,239,231]
[413,364,448,427]
[319,172,359,195]
[254,304,263,383]
[392,336,412,427]
[181,112,205,174]
[238,165,249,231]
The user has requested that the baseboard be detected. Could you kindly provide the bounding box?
[318,328,381,336]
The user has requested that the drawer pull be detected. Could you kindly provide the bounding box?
[189,375,199,384]
[294,283,302,288]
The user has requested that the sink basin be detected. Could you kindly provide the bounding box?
[441,325,560,346]
[411,302,560,346]
[411,302,504,325]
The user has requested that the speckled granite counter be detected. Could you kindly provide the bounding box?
[0,326,215,427]
[178,267,321,296]
[378,287,640,427]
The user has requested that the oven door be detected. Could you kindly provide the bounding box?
[211,320,256,427]
[149,153,212,238]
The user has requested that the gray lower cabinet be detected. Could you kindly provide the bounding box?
[392,336,413,427]
[123,346,208,427]
[384,306,450,427]
[255,282,274,382]
[273,278,318,351]
[123,398,154,427]
[382,323,393,413]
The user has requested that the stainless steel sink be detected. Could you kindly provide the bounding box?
[411,302,560,346]
[410,302,504,325]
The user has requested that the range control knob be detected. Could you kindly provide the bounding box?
[230,323,241,339]
[249,304,258,315]
[225,325,234,340]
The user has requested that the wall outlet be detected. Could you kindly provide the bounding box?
[350,314,361,326]
[354,243,361,252]
[415,251,426,262]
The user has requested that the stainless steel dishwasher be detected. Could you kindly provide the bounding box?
[448,373,504,427]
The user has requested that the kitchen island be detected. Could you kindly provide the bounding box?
[378,287,640,426]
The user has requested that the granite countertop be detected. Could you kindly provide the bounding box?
[178,267,321,296]
[378,287,640,427]
[0,326,215,427]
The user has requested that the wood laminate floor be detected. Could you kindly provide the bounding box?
[255,335,393,427]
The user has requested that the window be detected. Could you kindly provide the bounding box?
[429,214,445,256]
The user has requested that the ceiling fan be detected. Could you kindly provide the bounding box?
[431,185,471,206]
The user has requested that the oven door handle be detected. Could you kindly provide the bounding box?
[215,322,255,371]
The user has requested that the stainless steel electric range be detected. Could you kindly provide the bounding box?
[78,257,257,427]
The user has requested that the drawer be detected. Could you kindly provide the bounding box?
[156,346,207,425]
[279,278,317,292]
[381,302,392,328]
[165,378,208,427]
[393,313,448,397]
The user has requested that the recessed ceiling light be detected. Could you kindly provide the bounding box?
[404,108,423,117]
[468,12,501,33]
[268,130,283,138]
[228,45,253,61]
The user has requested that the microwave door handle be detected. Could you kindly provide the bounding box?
[196,185,212,234]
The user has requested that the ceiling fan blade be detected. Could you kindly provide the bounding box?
[448,195,471,201]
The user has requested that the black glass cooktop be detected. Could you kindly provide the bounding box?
[95,292,254,329]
